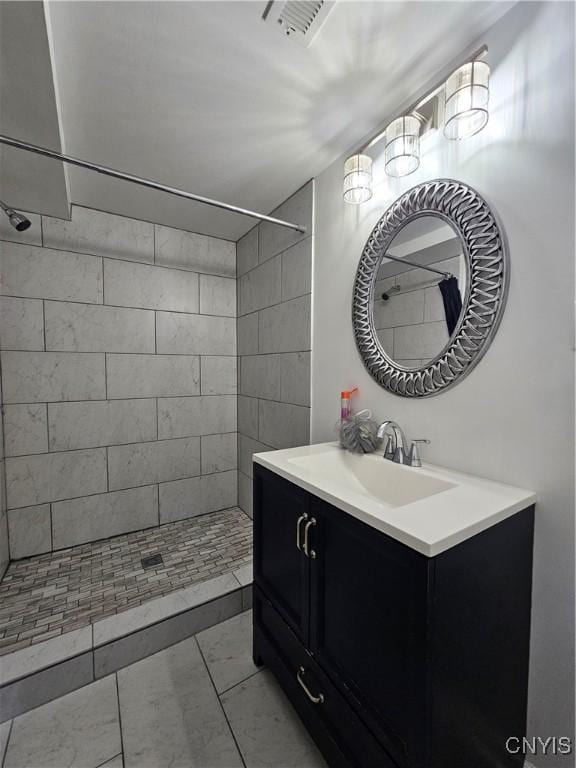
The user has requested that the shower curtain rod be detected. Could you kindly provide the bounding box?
[383,252,453,279]
[0,134,307,234]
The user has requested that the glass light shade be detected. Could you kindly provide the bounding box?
[384,116,420,177]
[343,154,373,204]
[444,60,490,140]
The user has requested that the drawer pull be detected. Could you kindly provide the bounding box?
[296,513,308,551]
[297,666,325,704]
[303,518,317,558]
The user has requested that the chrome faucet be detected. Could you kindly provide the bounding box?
[377,420,430,467]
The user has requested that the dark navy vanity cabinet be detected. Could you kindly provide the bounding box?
[253,464,535,768]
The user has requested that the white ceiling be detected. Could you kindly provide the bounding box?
[14,1,513,240]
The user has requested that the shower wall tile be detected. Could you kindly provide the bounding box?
[280,351,311,407]
[0,243,103,303]
[237,313,258,356]
[236,226,258,277]
[43,206,154,263]
[156,312,235,355]
[158,470,237,524]
[1,351,106,403]
[393,320,449,360]
[106,354,200,399]
[4,404,48,457]
[373,289,424,330]
[238,256,281,316]
[238,396,258,441]
[258,181,313,264]
[155,226,236,277]
[201,433,237,474]
[199,275,236,317]
[258,400,310,450]
[48,399,157,451]
[108,437,201,490]
[238,472,253,519]
[281,238,312,301]
[44,301,155,353]
[158,396,237,439]
[7,505,52,558]
[0,297,44,351]
[52,485,159,549]
[5,448,107,508]
[423,286,446,323]
[258,294,311,353]
[0,212,41,246]
[201,356,237,395]
[238,435,271,478]
[104,259,199,313]
[239,355,281,401]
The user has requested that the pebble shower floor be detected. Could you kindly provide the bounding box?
[0,507,252,656]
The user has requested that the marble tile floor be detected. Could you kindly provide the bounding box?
[0,610,327,768]
[0,508,252,656]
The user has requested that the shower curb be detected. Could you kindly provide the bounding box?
[0,566,252,723]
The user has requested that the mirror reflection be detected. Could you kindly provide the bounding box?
[373,215,466,368]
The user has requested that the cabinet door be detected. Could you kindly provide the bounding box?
[253,465,311,644]
[309,496,431,768]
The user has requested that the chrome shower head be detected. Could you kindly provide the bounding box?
[0,200,31,231]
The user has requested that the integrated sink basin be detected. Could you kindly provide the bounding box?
[287,447,454,508]
[254,442,536,556]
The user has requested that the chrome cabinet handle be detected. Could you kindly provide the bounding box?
[297,666,324,704]
[296,513,308,551]
[302,518,317,559]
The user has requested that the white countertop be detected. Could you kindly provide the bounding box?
[253,442,536,557]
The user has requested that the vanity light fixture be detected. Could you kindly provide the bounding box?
[343,154,373,204]
[443,59,490,140]
[384,115,421,177]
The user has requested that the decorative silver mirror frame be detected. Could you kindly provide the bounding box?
[352,178,508,397]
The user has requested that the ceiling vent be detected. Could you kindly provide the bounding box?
[263,1,336,47]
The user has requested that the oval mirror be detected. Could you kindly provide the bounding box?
[353,179,508,397]
[373,215,467,369]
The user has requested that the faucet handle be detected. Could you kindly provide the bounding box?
[409,439,430,467]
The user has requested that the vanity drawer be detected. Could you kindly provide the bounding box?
[254,586,400,768]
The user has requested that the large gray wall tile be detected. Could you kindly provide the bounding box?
[52,485,158,549]
[0,297,44,351]
[280,352,311,406]
[0,243,103,303]
[7,505,51,558]
[200,275,236,317]
[238,256,281,316]
[201,356,237,395]
[156,312,235,355]
[238,471,253,518]
[48,399,157,451]
[0,212,41,246]
[108,437,200,490]
[4,404,48,456]
[258,400,310,449]
[44,301,155,353]
[155,226,235,277]
[238,395,258,440]
[236,226,258,277]
[158,395,236,439]
[106,354,199,398]
[239,435,272,478]
[201,433,237,474]
[258,294,311,353]
[43,207,154,263]
[6,448,107,508]
[159,470,237,523]
[237,312,258,356]
[258,181,313,263]
[1,352,106,403]
[104,259,199,313]
[281,238,312,301]
[240,355,281,400]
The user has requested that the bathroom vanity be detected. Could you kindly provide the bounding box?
[252,443,535,768]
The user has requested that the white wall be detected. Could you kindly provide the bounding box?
[311,3,574,764]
